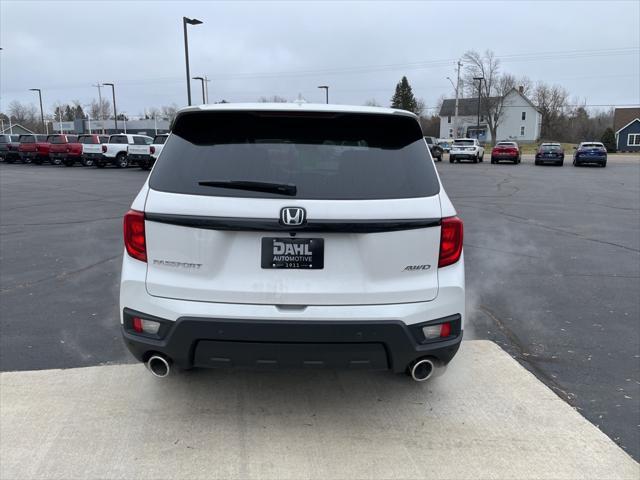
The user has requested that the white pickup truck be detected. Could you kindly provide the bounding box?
[97,134,153,168]
[138,134,169,170]
[449,138,485,163]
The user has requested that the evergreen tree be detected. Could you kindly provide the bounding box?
[63,105,75,121]
[390,76,418,114]
[600,127,616,152]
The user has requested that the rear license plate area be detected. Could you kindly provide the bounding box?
[261,237,324,269]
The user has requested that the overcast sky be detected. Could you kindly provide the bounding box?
[1,0,639,118]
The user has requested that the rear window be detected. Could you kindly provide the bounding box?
[99,136,109,143]
[79,135,98,144]
[582,143,604,148]
[150,111,440,200]
[36,135,48,141]
[11,135,20,142]
[153,135,168,144]
[49,135,67,144]
[67,135,78,143]
[540,145,561,152]
[19,135,35,143]
[133,136,152,145]
[496,142,516,147]
[453,139,474,146]
[0,135,9,143]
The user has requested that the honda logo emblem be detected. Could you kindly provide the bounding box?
[280,207,306,226]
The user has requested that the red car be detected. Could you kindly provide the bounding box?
[18,134,51,164]
[490,141,521,164]
[48,134,82,166]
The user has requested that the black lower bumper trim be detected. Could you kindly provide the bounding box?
[122,309,463,373]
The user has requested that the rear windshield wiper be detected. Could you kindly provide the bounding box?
[198,180,297,196]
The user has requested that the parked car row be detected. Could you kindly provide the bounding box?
[434,138,607,168]
[0,133,169,169]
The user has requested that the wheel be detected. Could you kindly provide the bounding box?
[573,159,579,167]
[480,153,484,162]
[534,160,540,166]
[601,161,607,168]
[81,157,94,167]
[115,152,128,168]
[557,160,564,167]
[473,155,478,164]
[491,158,496,164]
[449,156,454,163]
[51,157,62,166]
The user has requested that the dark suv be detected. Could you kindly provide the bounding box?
[424,136,443,162]
[0,135,21,162]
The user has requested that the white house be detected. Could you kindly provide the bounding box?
[439,88,542,143]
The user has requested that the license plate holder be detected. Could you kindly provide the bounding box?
[261,237,324,269]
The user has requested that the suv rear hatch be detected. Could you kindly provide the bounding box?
[144,109,443,306]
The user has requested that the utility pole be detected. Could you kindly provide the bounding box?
[204,75,211,103]
[454,60,462,138]
[183,17,203,106]
[93,83,104,133]
[473,77,484,140]
[317,85,329,104]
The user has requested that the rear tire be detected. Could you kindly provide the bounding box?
[81,157,94,167]
[449,156,455,163]
[116,152,128,168]
[601,161,607,168]
[51,157,62,166]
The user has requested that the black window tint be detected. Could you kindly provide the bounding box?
[150,111,439,200]
[67,135,78,142]
[153,135,167,144]
[79,136,96,144]
[133,136,151,145]
[0,135,8,143]
[19,136,35,143]
[111,136,126,144]
[11,136,20,142]
[99,136,109,143]
[36,135,48,141]
[49,135,66,144]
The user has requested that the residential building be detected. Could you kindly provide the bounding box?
[613,107,640,153]
[439,87,542,144]
[0,124,35,135]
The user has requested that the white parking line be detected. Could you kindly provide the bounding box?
[1,340,638,480]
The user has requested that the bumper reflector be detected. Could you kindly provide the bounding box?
[422,322,452,340]
[132,316,160,335]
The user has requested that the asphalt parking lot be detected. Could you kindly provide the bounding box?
[1,154,639,461]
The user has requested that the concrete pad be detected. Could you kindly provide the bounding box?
[1,340,637,480]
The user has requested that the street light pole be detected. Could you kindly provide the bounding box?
[102,83,118,133]
[183,17,203,106]
[317,85,329,104]
[29,88,46,134]
[473,77,484,140]
[192,76,206,104]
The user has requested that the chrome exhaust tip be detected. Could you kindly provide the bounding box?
[409,358,435,382]
[146,355,171,378]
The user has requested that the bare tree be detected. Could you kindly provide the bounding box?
[462,50,507,144]
[364,98,381,107]
[161,104,179,122]
[532,82,569,140]
[8,101,40,132]
[89,98,111,121]
[258,95,288,103]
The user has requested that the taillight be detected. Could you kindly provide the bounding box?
[123,210,147,262]
[438,216,463,268]
[102,145,107,153]
[150,146,155,154]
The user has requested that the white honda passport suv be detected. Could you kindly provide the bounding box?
[120,103,465,381]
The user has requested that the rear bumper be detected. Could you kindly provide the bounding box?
[128,153,152,163]
[121,311,463,372]
[575,155,606,163]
